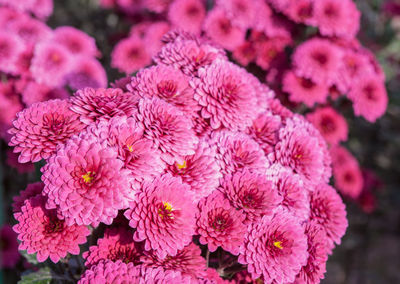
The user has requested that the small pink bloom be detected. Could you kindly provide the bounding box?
[168,0,206,34]
[53,26,99,57]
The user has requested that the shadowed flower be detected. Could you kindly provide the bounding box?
[13,195,90,263]
[12,182,44,213]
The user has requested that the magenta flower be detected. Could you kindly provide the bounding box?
[9,99,86,163]
[238,209,308,283]
[66,56,107,90]
[295,221,329,284]
[168,0,206,34]
[30,42,73,87]
[292,38,342,85]
[82,116,165,186]
[154,33,227,76]
[0,225,20,268]
[216,0,257,29]
[135,97,198,165]
[267,164,310,222]
[221,169,281,222]
[192,60,261,131]
[78,261,192,283]
[0,30,24,74]
[53,26,99,57]
[196,191,247,255]
[70,87,138,124]
[246,111,282,154]
[21,82,68,106]
[41,135,134,226]
[283,0,315,25]
[142,21,171,56]
[211,131,269,175]
[142,243,207,278]
[12,182,44,213]
[128,64,199,116]
[314,0,360,40]
[255,38,290,70]
[348,75,388,122]
[166,139,221,202]
[83,227,144,268]
[144,0,171,13]
[306,106,348,145]
[13,195,90,263]
[309,184,348,249]
[111,36,151,74]
[232,40,256,66]
[203,8,245,51]
[283,70,328,107]
[124,174,197,259]
[333,162,364,199]
[8,16,51,45]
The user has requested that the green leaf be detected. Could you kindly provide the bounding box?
[18,267,52,284]
[20,250,39,265]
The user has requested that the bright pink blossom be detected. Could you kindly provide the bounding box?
[53,26,99,57]
[168,0,205,34]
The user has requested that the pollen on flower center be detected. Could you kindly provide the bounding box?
[176,160,187,170]
[273,241,283,250]
[82,171,96,184]
[158,202,174,219]
[126,144,134,152]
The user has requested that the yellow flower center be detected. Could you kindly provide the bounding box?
[273,241,283,250]
[127,144,134,152]
[158,202,174,219]
[176,160,187,170]
[82,171,95,184]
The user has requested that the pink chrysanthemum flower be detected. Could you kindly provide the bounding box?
[21,82,69,106]
[314,0,360,40]
[211,131,269,175]
[6,149,35,174]
[216,0,257,29]
[283,70,328,107]
[124,174,197,259]
[12,182,44,213]
[271,116,330,185]
[221,169,281,222]
[142,21,171,56]
[154,36,227,76]
[31,0,53,19]
[66,57,107,90]
[309,184,348,249]
[333,162,364,199]
[128,64,199,116]
[196,191,247,255]
[267,164,310,222]
[255,37,290,71]
[238,209,308,283]
[168,0,206,34]
[144,0,172,13]
[53,26,99,57]
[142,243,207,278]
[135,98,198,165]
[13,195,90,263]
[0,31,25,74]
[82,116,165,186]
[41,135,134,226]
[30,42,73,87]
[246,111,282,154]
[84,227,143,267]
[329,145,357,167]
[79,261,191,284]
[0,82,23,141]
[348,75,388,122]
[111,36,151,74]
[232,40,256,66]
[306,107,348,145]
[166,139,221,202]
[0,225,20,268]
[292,38,343,85]
[283,0,315,25]
[8,16,52,46]
[70,87,138,125]
[192,60,261,131]
[9,99,86,163]
[267,97,294,120]
[295,221,329,284]
[203,8,245,51]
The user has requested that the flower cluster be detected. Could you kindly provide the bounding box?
[10,33,347,283]
[102,0,388,206]
[0,1,106,142]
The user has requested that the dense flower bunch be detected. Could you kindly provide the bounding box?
[102,0,388,204]
[10,32,348,283]
[0,1,106,143]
